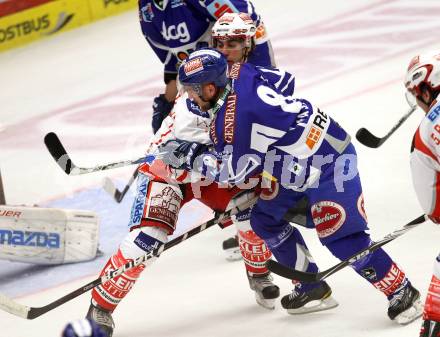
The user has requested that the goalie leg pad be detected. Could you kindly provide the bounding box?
[92,227,167,311]
[0,205,99,264]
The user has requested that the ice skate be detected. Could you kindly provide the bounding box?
[281,281,339,314]
[420,319,440,337]
[247,272,280,309]
[387,282,423,325]
[222,236,242,261]
[86,302,115,337]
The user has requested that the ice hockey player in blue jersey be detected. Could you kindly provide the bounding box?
[138,0,275,133]
[168,48,424,323]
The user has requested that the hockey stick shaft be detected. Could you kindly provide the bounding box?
[355,106,416,148]
[44,132,162,175]
[103,169,139,203]
[267,214,427,283]
[115,169,139,202]
[0,196,256,319]
[0,169,5,205]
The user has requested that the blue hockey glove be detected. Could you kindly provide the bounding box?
[152,94,174,134]
[62,318,108,337]
[160,140,210,171]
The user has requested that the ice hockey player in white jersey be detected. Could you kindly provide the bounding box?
[405,51,440,337]
[85,14,282,337]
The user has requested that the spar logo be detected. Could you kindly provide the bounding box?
[0,11,74,43]
[0,229,60,248]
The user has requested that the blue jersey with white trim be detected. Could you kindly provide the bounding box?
[138,0,266,75]
[208,63,350,189]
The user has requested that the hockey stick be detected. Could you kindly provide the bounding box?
[355,105,417,148]
[0,168,5,205]
[44,132,162,175]
[0,196,256,319]
[103,169,139,203]
[267,214,427,283]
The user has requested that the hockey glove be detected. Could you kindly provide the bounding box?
[160,140,210,171]
[62,318,107,337]
[152,94,174,134]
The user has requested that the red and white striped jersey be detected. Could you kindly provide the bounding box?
[141,92,212,184]
[410,100,440,219]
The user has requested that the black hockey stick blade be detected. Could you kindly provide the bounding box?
[355,106,416,148]
[355,128,383,148]
[0,196,257,319]
[267,214,427,283]
[44,132,75,174]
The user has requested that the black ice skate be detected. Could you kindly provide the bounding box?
[222,235,242,261]
[86,302,115,337]
[247,271,280,309]
[420,319,440,337]
[281,281,339,314]
[387,282,423,325]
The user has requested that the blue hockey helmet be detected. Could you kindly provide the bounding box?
[178,48,228,90]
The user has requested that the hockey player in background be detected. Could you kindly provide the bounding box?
[139,0,275,134]
[85,14,282,337]
[173,49,423,324]
[404,52,440,337]
[139,0,275,259]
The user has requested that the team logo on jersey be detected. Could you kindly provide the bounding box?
[357,194,368,222]
[312,201,346,238]
[224,94,237,143]
[183,57,204,76]
[140,3,154,22]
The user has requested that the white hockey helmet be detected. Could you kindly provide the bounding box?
[211,12,256,48]
[404,52,440,99]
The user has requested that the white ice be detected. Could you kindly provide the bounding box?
[1,0,440,336]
